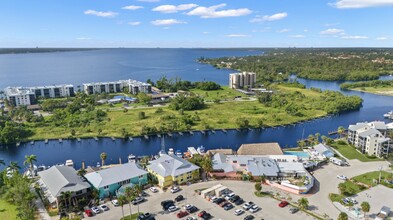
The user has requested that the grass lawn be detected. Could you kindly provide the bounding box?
[329,193,344,203]
[350,87,393,96]
[27,85,329,140]
[0,199,17,220]
[352,171,393,187]
[330,142,384,162]
[189,86,246,101]
[120,212,142,220]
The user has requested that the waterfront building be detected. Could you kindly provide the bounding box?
[84,162,148,199]
[37,166,91,208]
[30,84,75,98]
[237,142,283,155]
[229,72,256,89]
[348,121,391,158]
[147,154,200,188]
[313,143,335,159]
[83,79,151,95]
[4,87,37,106]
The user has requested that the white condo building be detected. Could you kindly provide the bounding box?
[30,85,75,98]
[229,72,257,89]
[83,79,151,95]
[348,121,391,158]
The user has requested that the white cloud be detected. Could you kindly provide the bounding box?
[341,35,368,39]
[151,19,186,26]
[325,22,340,26]
[332,0,393,9]
[128,21,141,26]
[84,10,118,18]
[250,12,287,23]
[376,37,389,40]
[289,35,305,38]
[225,34,250,38]
[122,5,144,10]
[202,31,210,34]
[277,28,290,33]
[186,4,252,18]
[153,4,198,13]
[304,29,309,32]
[320,28,344,35]
[76,37,91,40]
[137,0,160,2]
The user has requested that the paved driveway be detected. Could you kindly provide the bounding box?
[308,160,390,219]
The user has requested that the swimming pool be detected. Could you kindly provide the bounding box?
[284,151,310,158]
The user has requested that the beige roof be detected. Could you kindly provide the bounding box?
[206,149,234,155]
[237,142,283,155]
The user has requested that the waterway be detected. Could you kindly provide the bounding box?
[1,49,393,169]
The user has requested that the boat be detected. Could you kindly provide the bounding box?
[384,111,393,118]
[37,165,47,172]
[30,141,34,145]
[197,146,205,154]
[187,147,199,157]
[168,148,174,155]
[128,154,136,163]
[175,150,183,157]
[65,160,74,167]
[96,162,101,168]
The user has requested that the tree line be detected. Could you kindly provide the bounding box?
[148,76,221,92]
[340,79,393,90]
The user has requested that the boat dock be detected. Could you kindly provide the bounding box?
[59,139,63,143]
[94,137,98,141]
[167,133,172,137]
[179,132,183,136]
[236,128,240,132]
[189,131,194,135]
[144,135,149,140]
[30,141,34,145]
[200,130,206,135]
[77,138,81,142]
[111,137,116,141]
[211,130,215,134]
[157,134,161,138]
[128,137,133,142]
[45,139,48,144]
[222,129,227,133]
[16,142,20,147]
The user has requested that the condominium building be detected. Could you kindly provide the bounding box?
[30,84,75,98]
[4,87,37,106]
[83,79,151,95]
[229,72,257,89]
[348,121,391,158]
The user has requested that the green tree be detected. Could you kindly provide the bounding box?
[0,159,5,166]
[201,155,213,179]
[254,183,262,192]
[338,126,345,138]
[8,161,20,173]
[138,112,146,119]
[100,152,107,166]
[298,197,309,210]
[361,201,370,218]
[338,183,347,195]
[236,117,250,128]
[23,154,37,175]
[124,187,135,217]
[71,129,76,136]
[137,93,152,105]
[77,168,87,176]
[338,212,348,220]
[118,195,127,220]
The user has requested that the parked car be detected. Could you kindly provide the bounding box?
[176,211,189,218]
[225,193,236,200]
[289,207,299,214]
[278,201,289,208]
[84,209,93,217]
[170,186,181,193]
[161,200,174,206]
[210,196,218,203]
[175,195,184,202]
[235,199,244,205]
[137,213,153,220]
[219,201,229,207]
[244,215,255,220]
[184,204,193,211]
[198,211,206,217]
[188,206,198,213]
[91,206,101,214]
[242,202,254,210]
[186,217,197,220]
[337,175,347,180]
[111,199,119,206]
[150,187,158,193]
[162,201,175,210]
[341,198,350,205]
[214,198,225,204]
[224,203,234,210]
[234,209,245,216]
[347,197,358,204]
[99,204,109,211]
[140,191,148,197]
[249,205,259,213]
[229,195,240,203]
[132,197,145,205]
[201,212,212,219]
[168,206,179,212]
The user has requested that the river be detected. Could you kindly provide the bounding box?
[0,49,393,169]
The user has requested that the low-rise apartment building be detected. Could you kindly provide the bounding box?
[83,79,151,95]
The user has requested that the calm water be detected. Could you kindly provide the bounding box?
[0,49,393,169]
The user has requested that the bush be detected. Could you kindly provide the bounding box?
[138,112,146,119]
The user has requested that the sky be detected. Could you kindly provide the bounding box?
[1,0,393,48]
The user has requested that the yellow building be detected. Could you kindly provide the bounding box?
[147,154,200,188]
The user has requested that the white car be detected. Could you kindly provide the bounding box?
[149,187,158,193]
[234,209,244,216]
[225,193,236,200]
[111,199,119,206]
[170,186,181,193]
[99,204,109,211]
[168,205,178,212]
[337,175,347,180]
[347,197,358,204]
[91,206,101,214]
[184,204,193,210]
[249,205,259,213]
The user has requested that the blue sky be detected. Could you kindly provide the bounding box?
[1,0,393,47]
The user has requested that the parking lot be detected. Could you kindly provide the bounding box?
[88,181,315,220]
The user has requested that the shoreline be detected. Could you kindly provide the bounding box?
[346,87,393,97]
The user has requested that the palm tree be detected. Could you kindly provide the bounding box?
[124,187,135,217]
[24,154,37,172]
[338,126,345,138]
[8,161,20,173]
[60,191,72,210]
[298,197,309,210]
[338,212,348,220]
[77,168,87,176]
[133,184,143,214]
[361,201,370,218]
[201,155,213,179]
[100,152,107,167]
[0,159,5,166]
[118,195,127,219]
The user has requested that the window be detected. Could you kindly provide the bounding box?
[139,175,144,179]
[104,185,109,189]
[76,190,83,195]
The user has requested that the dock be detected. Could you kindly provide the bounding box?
[179,132,183,136]
[45,139,48,144]
[111,137,116,141]
[128,137,133,142]
[59,139,63,143]
[211,130,215,134]
[236,128,240,132]
[222,129,227,133]
[16,142,20,147]
[144,135,149,140]
[77,138,81,142]
[248,128,253,131]
[157,134,161,138]
[167,133,172,137]
[189,131,194,135]
[94,137,98,141]
[30,141,34,145]
[200,130,206,135]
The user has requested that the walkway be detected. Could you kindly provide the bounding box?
[34,192,51,220]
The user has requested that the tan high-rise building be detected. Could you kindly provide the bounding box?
[229,72,256,89]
